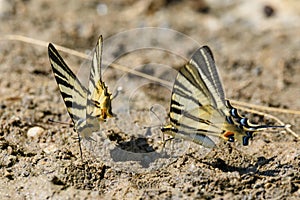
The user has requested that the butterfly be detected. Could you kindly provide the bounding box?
[48,35,114,157]
[161,46,283,148]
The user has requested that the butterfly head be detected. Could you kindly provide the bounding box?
[161,124,177,137]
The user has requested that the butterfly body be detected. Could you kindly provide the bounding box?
[89,80,113,121]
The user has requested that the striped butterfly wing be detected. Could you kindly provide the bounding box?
[48,43,88,127]
[48,36,113,140]
[162,46,228,148]
[162,46,285,148]
[162,46,249,148]
[189,47,225,104]
[86,35,113,126]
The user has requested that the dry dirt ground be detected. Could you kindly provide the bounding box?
[0,0,300,199]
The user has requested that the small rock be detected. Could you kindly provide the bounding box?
[97,3,108,16]
[27,126,44,138]
[42,144,58,154]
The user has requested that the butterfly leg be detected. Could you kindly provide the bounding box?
[75,131,84,162]
[158,132,175,151]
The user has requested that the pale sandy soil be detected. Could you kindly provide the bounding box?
[0,0,299,199]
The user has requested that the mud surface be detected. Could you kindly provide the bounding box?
[0,0,300,199]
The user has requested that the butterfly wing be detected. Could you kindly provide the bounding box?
[48,43,87,126]
[189,46,225,104]
[163,46,244,148]
[86,35,113,126]
[163,45,282,147]
[48,37,114,140]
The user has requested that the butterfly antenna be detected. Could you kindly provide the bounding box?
[111,86,123,100]
[150,106,162,122]
[142,106,163,129]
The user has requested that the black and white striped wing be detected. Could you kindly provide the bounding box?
[189,46,225,104]
[165,46,228,148]
[48,43,88,125]
[86,35,113,125]
[162,45,284,148]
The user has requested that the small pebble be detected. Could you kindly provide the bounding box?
[27,127,44,138]
[97,3,108,16]
[42,144,58,154]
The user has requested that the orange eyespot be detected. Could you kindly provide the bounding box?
[223,131,234,138]
[222,131,235,142]
[222,131,234,142]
